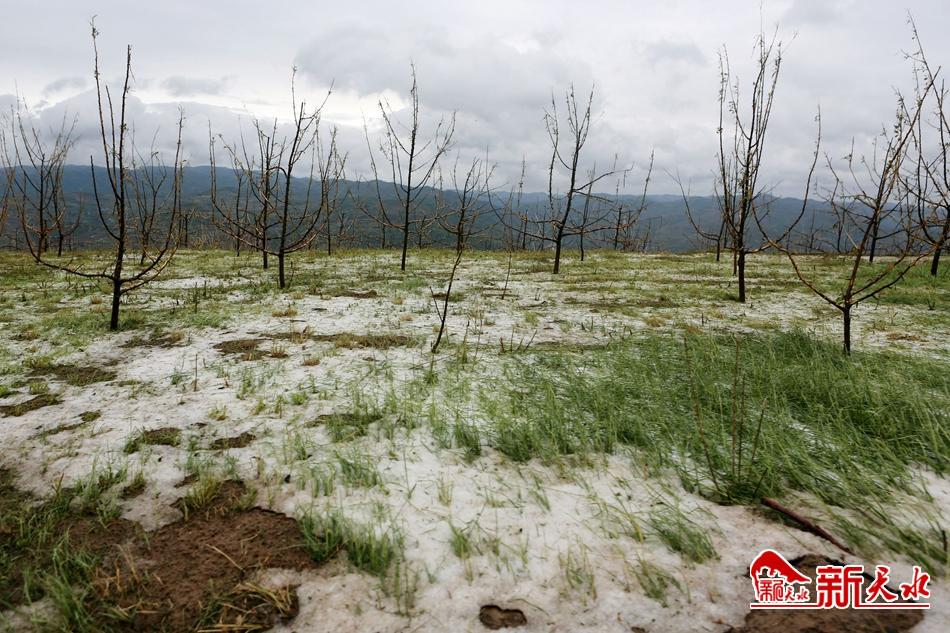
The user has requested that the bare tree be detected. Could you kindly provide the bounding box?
[510,86,619,273]
[319,130,348,255]
[716,32,784,302]
[674,171,728,259]
[430,157,493,352]
[363,65,455,271]
[436,154,496,252]
[1,104,75,256]
[905,17,950,276]
[130,133,176,264]
[208,128,252,256]
[12,24,185,330]
[763,93,935,353]
[50,181,82,256]
[489,159,526,299]
[212,76,336,288]
[612,152,654,251]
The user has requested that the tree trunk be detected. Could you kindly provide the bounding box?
[400,212,410,271]
[842,304,852,355]
[278,251,285,289]
[931,215,949,276]
[109,276,122,330]
[868,217,879,263]
[553,229,564,274]
[737,250,746,303]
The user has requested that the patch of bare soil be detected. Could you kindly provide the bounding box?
[96,481,317,632]
[31,363,117,386]
[214,338,292,360]
[0,393,61,417]
[312,332,413,349]
[479,604,527,629]
[213,338,267,360]
[729,554,925,633]
[0,468,137,608]
[269,329,312,344]
[210,431,257,450]
[333,289,378,299]
[120,330,186,348]
[124,427,181,453]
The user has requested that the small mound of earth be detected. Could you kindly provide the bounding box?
[96,481,319,632]
[729,554,925,633]
[210,431,257,449]
[479,605,527,629]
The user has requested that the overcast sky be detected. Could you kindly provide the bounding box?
[2,0,949,195]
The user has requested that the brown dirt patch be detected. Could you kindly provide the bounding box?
[210,431,257,450]
[334,289,378,299]
[312,332,413,349]
[0,468,137,608]
[124,427,181,453]
[121,330,186,348]
[30,363,117,386]
[729,554,925,633]
[213,338,267,360]
[214,338,291,360]
[479,604,527,629]
[97,481,317,632]
[0,393,61,417]
[269,330,312,344]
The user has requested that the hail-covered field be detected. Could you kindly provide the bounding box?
[0,249,947,633]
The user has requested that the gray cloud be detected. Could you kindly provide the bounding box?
[1,0,948,196]
[642,40,706,67]
[42,76,86,96]
[160,76,229,97]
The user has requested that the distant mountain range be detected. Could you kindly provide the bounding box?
[2,165,849,253]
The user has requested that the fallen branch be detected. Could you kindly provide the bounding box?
[761,496,854,555]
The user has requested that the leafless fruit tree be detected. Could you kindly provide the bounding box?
[612,152,654,252]
[362,65,455,271]
[715,31,785,302]
[10,24,185,330]
[762,90,935,353]
[489,159,526,299]
[513,85,620,273]
[319,130,349,255]
[208,128,252,256]
[904,18,950,276]
[1,104,76,256]
[673,170,727,259]
[430,156,493,352]
[212,75,338,288]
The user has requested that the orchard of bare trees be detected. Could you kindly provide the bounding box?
[0,19,946,351]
